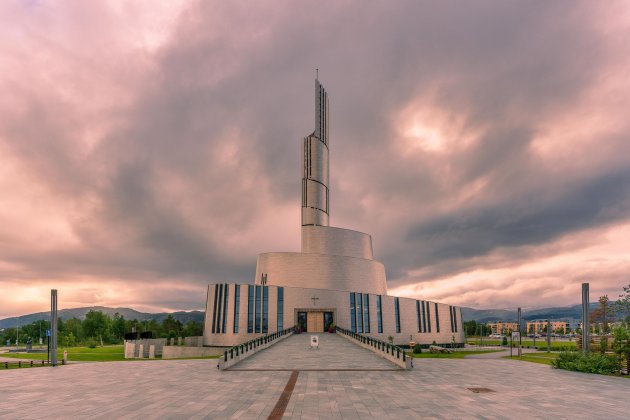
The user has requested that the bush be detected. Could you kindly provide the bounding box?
[502,337,508,346]
[552,351,618,375]
[86,340,98,349]
[413,344,422,354]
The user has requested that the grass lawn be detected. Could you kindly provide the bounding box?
[408,350,503,358]
[0,345,125,362]
[467,338,576,351]
[503,352,559,365]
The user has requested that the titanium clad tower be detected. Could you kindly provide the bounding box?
[301,78,330,226]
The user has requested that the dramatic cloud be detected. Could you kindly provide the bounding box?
[1,0,629,317]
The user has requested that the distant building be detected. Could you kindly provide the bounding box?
[526,320,570,334]
[486,321,519,335]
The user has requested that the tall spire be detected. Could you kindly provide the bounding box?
[301,78,330,227]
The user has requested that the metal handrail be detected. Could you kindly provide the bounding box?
[335,326,406,362]
[223,326,295,362]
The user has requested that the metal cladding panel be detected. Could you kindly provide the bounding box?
[305,179,327,212]
[308,136,328,184]
[301,226,373,259]
[302,207,328,226]
[255,252,387,295]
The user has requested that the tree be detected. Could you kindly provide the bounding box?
[64,318,83,342]
[612,283,630,322]
[463,320,477,336]
[182,321,203,337]
[111,313,126,341]
[162,315,182,336]
[83,310,110,346]
[591,295,612,334]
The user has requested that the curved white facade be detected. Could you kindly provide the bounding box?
[301,226,373,259]
[255,252,387,295]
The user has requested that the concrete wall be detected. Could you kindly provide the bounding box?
[162,346,224,359]
[184,336,203,347]
[301,226,374,260]
[255,252,388,295]
[203,283,464,347]
[124,338,167,358]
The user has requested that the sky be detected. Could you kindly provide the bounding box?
[1,0,630,318]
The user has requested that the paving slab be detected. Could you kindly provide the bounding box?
[0,343,629,419]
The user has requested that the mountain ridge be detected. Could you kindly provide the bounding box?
[0,302,606,328]
[0,306,204,328]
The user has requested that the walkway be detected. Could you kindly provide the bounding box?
[1,344,630,418]
[234,333,397,370]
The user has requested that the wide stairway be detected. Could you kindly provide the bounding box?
[232,333,399,370]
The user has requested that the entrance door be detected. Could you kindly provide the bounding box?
[297,312,307,332]
[324,312,334,332]
[307,312,324,332]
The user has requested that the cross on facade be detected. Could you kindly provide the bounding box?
[311,296,319,306]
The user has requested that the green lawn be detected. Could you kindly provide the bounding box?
[409,350,503,358]
[0,345,125,362]
[467,338,576,351]
[503,353,559,365]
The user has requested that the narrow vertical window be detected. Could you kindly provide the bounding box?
[350,293,356,333]
[212,284,219,334]
[363,294,370,333]
[434,303,440,333]
[233,285,240,333]
[449,305,454,333]
[425,301,431,333]
[416,300,421,332]
[357,292,363,333]
[420,301,427,332]
[262,286,268,333]
[247,285,254,333]
[394,297,401,333]
[277,287,284,331]
[222,284,229,334]
[255,285,262,333]
[216,284,224,334]
[376,295,383,333]
[453,307,458,333]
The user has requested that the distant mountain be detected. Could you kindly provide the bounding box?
[0,306,205,329]
[461,302,600,323]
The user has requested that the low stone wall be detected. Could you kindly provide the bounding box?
[184,336,203,347]
[124,339,167,359]
[162,346,224,359]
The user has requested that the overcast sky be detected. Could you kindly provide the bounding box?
[1,1,629,318]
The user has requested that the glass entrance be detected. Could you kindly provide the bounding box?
[324,312,334,332]
[297,311,307,332]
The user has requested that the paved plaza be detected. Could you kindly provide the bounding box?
[1,335,629,419]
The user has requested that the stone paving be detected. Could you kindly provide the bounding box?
[0,335,629,419]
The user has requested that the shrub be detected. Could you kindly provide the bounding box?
[86,340,98,349]
[502,337,508,346]
[552,351,618,375]
[413,344,422,354]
